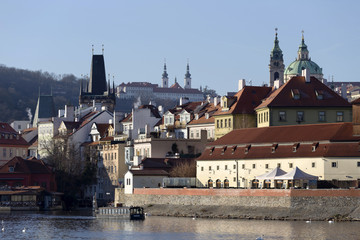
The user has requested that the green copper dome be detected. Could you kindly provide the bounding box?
[284,34,322,76]
[285,59,322,75]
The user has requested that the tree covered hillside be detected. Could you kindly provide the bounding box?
[0,64,80,123]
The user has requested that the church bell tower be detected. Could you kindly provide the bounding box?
[269,28,285,87]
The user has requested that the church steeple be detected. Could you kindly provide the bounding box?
[269,28,285,87]
[161,61,169,88]
[184,61,191,89]
[297,30,309,60]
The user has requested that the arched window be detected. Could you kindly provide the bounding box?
[216,179,222,188]
[274,72,279,80]
[224,179,229,188]
[208,179,213,188]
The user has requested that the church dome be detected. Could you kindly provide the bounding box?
[284,33,323,79]
[285,59,322,75]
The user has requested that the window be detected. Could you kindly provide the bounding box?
[312,162,316,168]
[289,163,293,168]
[318,111,326,122]
[225,165,228,170]
[217,120,219,128]
[277,163,281,168]
[3,149,6,157]
[229,119,231,128]
[242,164,245,169]
[279,111,286,121]
[9,166,14,172]
[265,164,269,169]
[217,165,220,170]
[357,162,360,167]
[209,166,212,171]
[252,164,256,169]
[233,177,236,182]
[225,119,227,128]
[297,111,304,122]
[220,120,223,128]
[336,112,344,122]
[331,162,337,168]
[233,164,236,169]
[201,166,204,171]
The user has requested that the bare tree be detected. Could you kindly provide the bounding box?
[169,160,196,178]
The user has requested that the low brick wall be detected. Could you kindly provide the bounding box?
[115,188,360,220]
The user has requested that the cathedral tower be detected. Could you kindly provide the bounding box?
[269,29,285,87]
[184,62,191,89]
[161,62,169,88]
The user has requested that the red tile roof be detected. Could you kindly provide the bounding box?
[214,86,272,116]
[256,76,351,110]
[0,157,52,174]
[197,122,360,160]
[208,122,358,147]
[0,123,29,147]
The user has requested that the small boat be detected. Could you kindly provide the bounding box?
[130,206,145,220]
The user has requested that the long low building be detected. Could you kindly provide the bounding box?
[196,122,360,188]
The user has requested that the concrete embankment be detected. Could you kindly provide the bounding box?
[115,188,360,221]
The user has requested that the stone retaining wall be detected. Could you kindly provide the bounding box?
[115,188,360,220]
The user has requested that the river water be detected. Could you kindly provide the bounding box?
[0,211,359,240]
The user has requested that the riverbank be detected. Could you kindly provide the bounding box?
[115,188,360,221]
[143,204,360,221]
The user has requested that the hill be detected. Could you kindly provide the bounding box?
[0,64,80,123]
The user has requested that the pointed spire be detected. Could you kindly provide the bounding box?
[297,30,309,60]
[112,77,115,95]
[185,60,191,79]
[162,61,168,78]
[270,27,283,60]
[175,77,177,83]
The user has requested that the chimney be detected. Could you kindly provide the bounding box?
[214,97,218,106]
[274,80,280,89]
[302,68,310,82]
[158,105,164,117]
[64,105,74,121]
[238,79,246,91]
[179,97,189,105]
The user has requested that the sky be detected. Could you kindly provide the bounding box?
[1,0,360,95]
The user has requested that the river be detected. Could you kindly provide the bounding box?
[0,211,359,240]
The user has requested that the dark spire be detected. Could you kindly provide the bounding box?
[162,62,168,78]
[88,54,107,95]
[270,28,283,60]
[185,62,191,79]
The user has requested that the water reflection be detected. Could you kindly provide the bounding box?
[0,211,359,240]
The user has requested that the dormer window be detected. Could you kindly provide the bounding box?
[315,90,324,100]
[205,113,209,119]
[291,89,300,100]
[231,145,237,154]
[210,147,215,155]
[221,146,227,155]
[245,144,251,154]
[312,142,319,152]
[293,143,300,152]
[195,114,199,120]
[271,144,278,153]
[9,166,14,172]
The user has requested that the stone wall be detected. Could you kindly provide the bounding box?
[115,188,360,220]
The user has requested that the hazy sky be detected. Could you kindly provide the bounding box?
[1,0,360,95]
